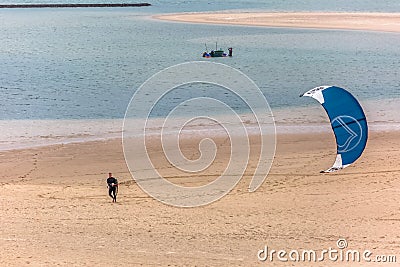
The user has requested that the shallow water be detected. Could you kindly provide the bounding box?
[1,2,399,150]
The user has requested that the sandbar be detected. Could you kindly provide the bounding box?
[155,12,400,33]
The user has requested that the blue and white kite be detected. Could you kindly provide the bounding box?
[301,86,368,173]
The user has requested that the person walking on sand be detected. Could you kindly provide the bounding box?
[106,172,118,202]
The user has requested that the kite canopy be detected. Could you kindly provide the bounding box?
[301,86,368,173]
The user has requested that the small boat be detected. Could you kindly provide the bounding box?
[202,42,232,58]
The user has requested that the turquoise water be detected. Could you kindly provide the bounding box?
[0,1,399,149]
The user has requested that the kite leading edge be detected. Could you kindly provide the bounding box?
[300,86,368,173]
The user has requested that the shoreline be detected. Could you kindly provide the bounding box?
[154,12,400,33]
[2,122,400,152]
[1,110,399,152]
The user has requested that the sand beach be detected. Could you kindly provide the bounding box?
[1,130,399,266]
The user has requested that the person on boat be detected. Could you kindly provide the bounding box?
[210,50,215,57]
[228,47,233,57]
[106,172,118,202]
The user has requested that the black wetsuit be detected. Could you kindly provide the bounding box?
[107,177,118,202]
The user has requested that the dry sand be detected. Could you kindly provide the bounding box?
[1,131,399,266]
[155,12,400,33]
